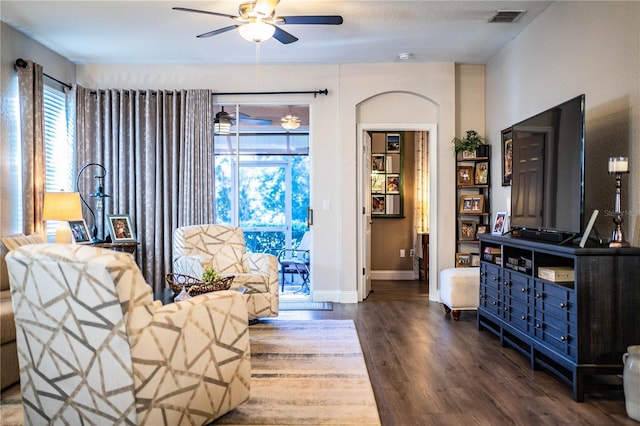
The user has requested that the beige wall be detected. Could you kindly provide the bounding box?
[487,1,640,245]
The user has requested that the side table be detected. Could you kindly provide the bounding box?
[92,242,138,254]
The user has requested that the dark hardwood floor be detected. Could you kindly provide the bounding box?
[275,280,635,425]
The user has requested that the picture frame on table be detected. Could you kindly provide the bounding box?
[459,220,477,241]
[470,253,480,267]
[107,214,137,242]
[456,166,474,186]
[502,127,513,186]
[474,162,489,185]
[455,252,471,268]
[492,211,507,235]
[475,223,489,240]
[69,219,91,244]
[459,195,484,214]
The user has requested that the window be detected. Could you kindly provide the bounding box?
[43,83,74,236]
[213,104,310,254]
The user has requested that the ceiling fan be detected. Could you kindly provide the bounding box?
[173,0,343,44]
[215,107,272,134]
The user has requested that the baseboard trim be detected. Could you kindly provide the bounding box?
[370,270,416,280]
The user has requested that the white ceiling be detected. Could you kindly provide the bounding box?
[1,0,553,65]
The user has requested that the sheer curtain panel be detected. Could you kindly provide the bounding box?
[75,87,214,290]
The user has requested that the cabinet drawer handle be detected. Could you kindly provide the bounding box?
[480,272,486,277]
[504,307,509,312]
[560,302,567,308]
[521,288,527,293]
[504,281,511,287]
[536,293,542,299]
[521,315,527,321]
[536,323,542,329]
[560,336,567,342]
[492,276,498,281]
[492,301,498,306]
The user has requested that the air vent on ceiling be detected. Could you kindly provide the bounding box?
[489,10,526,23]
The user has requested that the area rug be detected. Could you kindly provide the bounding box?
[0,320,380,426]
[279,301,333,311]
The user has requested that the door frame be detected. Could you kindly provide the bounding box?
[357,123,439,302]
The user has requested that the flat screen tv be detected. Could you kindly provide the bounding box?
[510,95,585,241]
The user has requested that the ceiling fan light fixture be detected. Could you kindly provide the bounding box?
[238,20,275,42]
[214,110,232,135]
[281,114,301,130]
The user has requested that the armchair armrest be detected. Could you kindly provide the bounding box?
[244,253,278,278]
[130,290,250,424]
[173,254,213,278]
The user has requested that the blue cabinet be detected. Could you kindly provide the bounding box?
[478,234,640,402]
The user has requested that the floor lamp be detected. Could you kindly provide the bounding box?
[75,163,110,243]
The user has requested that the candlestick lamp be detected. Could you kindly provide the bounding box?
[608,157,630,248]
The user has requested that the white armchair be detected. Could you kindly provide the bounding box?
[173,224,279,319]
[6,244,250,425]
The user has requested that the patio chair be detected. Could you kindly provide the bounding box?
[277,231,311,293]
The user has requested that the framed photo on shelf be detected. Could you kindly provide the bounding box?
[107,214,137,242]
[386,174,400,193]
[456,166,474,187]
[461,150,477,159]
[455,252,471,268]
[372,155,386,172]
[474,162,489,185]
[459,220,476,241]
[69,219,91,244]
[470,253,480,267]
[492,211,507,235]
[372,195,386,214]
[475,223,489,240]
[502,128,513,186]
[459,195,484,214]
[371,173,384,193]
[386,134,401,153]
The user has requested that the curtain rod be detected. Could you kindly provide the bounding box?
[213,89,328,97]
[15,58,72,90]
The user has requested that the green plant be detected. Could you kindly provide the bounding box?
[452,130,485,153]
[201,267,221,283]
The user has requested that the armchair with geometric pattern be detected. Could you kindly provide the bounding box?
[173,224,279,319]
[6,243,250,425]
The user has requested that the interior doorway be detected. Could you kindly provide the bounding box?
[357,124,437,302]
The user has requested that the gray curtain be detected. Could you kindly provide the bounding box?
[16,60,45,236]
[75,87,215,290]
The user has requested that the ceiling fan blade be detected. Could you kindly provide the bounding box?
[241,118,273,125]
[172,7,236,20]
[197,25,239,38]
[272,26,299,44]
[280,16,343,25]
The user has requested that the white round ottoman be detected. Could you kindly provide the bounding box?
[439,267,480,321]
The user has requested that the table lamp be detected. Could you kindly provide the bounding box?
[608,157,630,248]
[42,192,83,243]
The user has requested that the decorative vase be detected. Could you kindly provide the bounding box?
[623,345,640,421]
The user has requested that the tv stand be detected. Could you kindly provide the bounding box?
[478,234,640,401]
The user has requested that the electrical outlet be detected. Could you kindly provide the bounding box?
[410,249,415,257]
[400,249,405,258]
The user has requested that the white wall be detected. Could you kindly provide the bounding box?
[75,62,461,302]
[487,1,640,245]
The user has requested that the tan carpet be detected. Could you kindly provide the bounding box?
[0,320,380,425]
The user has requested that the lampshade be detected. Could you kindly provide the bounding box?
[608,157,629,173]
[42,192,83,243]
[238,21,275,42]
[281,114,301,130]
